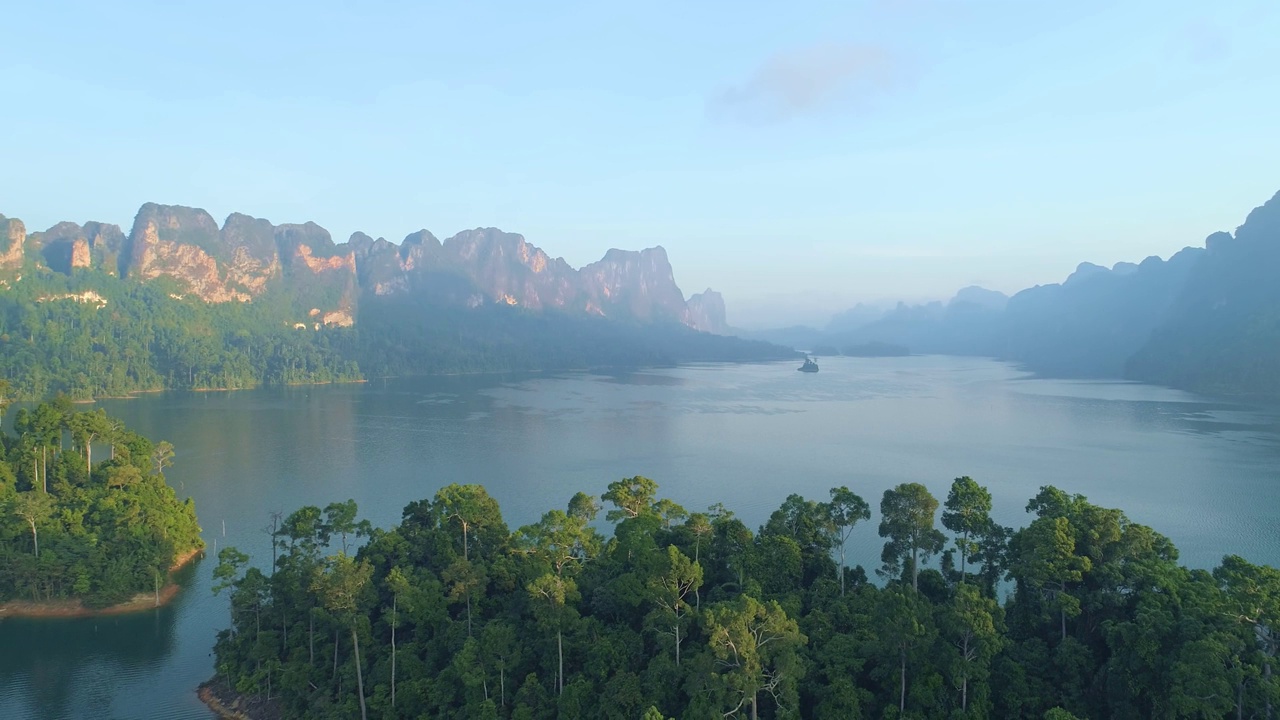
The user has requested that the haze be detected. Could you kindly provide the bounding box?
[4,0,1279,328]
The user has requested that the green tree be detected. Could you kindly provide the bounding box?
[602,476,659,522]
[878,483,946,591]
[11,491,53,558]
[516,503,601,695]
[824,486,870,595]
[942,476,993,583]
[705,594,807,719]
[434,484,506,562]
[942,582,1005,714]
[312,553,373,720]
[646,545,702,666]
[1011,516,1090,641]
[1216,554,1280,719]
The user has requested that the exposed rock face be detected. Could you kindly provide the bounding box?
[0,215,26,270]
[119,205,357,316]
[443,228,580,311]
[579,247,691,323]
[687,289,730,334]
[1,203,720,330]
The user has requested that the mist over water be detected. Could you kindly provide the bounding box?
[4,356,1279,719]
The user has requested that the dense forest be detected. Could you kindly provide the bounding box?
[0,270,792,401]
[0,392,204,607]
[210,476,1279,719]
[0,270,360,400]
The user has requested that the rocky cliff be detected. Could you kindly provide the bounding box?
[687,289,730,334]
[0,204,729,333]
[0,215,27,272]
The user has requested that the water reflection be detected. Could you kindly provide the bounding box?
[4,357,1280,719]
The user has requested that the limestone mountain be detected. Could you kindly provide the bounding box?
[0,215,27,272]
[0,202,733,334]
[687,288,730,334]
[1127,189,1280,394]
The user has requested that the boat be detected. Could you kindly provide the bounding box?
[798,356,819,373]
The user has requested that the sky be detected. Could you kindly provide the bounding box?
[3,1,1279,329]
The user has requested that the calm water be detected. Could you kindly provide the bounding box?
[3,356,1280,719]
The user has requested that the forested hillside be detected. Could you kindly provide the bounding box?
[0,393,204,607]
[0,268,790,401]
[1127,190,1280,395]
[210,477,1279,719]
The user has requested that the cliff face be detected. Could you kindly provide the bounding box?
[349,226,718,327]
[114,205,356,320]
[579,247,692,324]
[0,204,726,332]
[687,289,730,334]
[0,215,26,271]
[30,221,128,276]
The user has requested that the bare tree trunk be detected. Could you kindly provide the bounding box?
[695,542,702,610]
[900,647,907,712]
[751,691,758,720]
[912,546,919,592]
[500,665,505,707]
[839,544,846,595]
[675,624,681,666]
[351,627,368,720]
[28,519,38,558]
[557,628,564,695]
[391,595,397,708]
[333,630,340,682]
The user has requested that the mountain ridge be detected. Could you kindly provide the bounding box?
[0,202,731,334]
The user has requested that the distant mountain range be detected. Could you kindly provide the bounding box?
[757,189,1280,397]
[0,204,782,399]
[0,203,733,333]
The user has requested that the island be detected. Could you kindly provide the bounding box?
[206,477,1280,720]
[0,392,203,616]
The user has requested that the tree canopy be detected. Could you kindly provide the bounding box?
[209,477,1280,719]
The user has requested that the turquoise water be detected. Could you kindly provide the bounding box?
[3,355,1278,719]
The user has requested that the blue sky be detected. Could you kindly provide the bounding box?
[3,0,1278,327]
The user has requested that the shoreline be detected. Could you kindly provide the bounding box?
[0,545,204,620]
[199,678,278,720]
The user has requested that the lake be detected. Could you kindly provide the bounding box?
[3,355,1279,719]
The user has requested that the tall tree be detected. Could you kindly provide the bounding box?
[12,491,53,559]
[67,408,111,471]
[434,484,506,562]
[1216,555,1280,720]
[825,486,871,595]
[1010,516,1090,641]
[516,503,601,695]
[705,595,807,719]
[942,476,994,583]
[602,476,659,522]
[646,545,702,666]
[312,553,373,720]
[878,483,946,591]
[942,582,1005,714]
